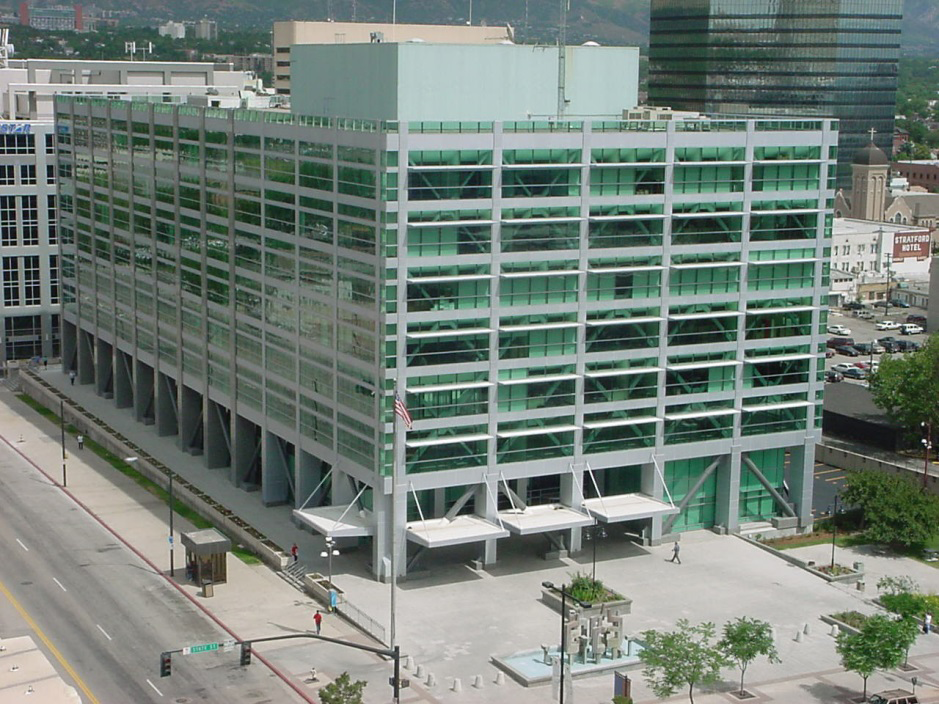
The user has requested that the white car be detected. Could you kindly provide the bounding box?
[831,363,855,374]
[827,324,851,335]
[876,320,900,331]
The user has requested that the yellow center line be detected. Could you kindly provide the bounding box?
[814,468,842,476]
[0,576,101,704]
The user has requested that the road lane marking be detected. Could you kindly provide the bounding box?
[814,468,842,476]
[825,476,846,483]
[16,538,28,551]
[147,679,164,696]
[0,576,100,704]
[96,624,111,641]
[52,577,67,592]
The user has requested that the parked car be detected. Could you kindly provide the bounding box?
[906,314,927,326]
[836,345,860,357]
[827,336,856,349]
[831,363,855,374]
[825,348,835,358]
[896,339,921,352]
[878,337,901,353]
[853,342,884,355]
[889,300,911,308]
[825,370,843,382]
[842,367,868,379]
[900,323,923,335]
[853,360,878,372]
[843,301,866,310]
[868,689,918,704]
[827,324,852,335]
[876,320,900,331]
[853,310,875,320]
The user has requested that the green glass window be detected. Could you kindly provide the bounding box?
[664,457,718,530]
[502,168,580,198]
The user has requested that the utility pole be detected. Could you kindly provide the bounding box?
[922,422,932,490]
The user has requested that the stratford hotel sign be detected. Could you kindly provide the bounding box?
[892,232,931,260]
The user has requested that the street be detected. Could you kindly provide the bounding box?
[0,438,300,703]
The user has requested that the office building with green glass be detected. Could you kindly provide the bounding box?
[648,0,902,190]
[56,78,836,580]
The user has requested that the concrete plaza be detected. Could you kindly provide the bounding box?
[2,366,938,703]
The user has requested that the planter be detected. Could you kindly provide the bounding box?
[541,587,632,619]
[738,535,863,584]
[305,572,346,607]
[821,613,863,636]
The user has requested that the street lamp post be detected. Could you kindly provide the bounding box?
[59,399,67,487]
[542,581,591,704]
[883,252,893,317]
[830,494,839,571]
[320,537,340,611]
[922,422,933,490]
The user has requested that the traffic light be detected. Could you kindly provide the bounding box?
[240,642,252,667]
[160,652,172,678]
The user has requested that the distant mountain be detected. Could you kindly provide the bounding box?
[75,0,938,54]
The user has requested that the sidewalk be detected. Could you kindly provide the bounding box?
[6,367,939,704]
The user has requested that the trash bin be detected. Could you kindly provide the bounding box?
[202,581,214,598]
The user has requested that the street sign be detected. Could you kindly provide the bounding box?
[223,639,235,653]
[168,535,174,544]
[182,642,219,655]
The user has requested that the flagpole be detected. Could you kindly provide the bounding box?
[390,396,398,655]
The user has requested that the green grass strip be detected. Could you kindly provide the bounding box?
[14,393,259,564]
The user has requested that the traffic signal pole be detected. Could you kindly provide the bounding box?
[161,632,406,699]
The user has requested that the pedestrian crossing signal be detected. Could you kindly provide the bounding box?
[160,652,172,677]
[240,642,252,667]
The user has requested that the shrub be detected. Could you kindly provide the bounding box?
[566,571,622,604]
[831,611,870,629]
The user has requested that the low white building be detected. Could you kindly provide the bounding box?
[832,218,932,304]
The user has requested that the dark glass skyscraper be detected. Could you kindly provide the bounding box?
[648,0,902,188]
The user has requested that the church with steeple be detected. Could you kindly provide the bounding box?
[834,134,939,230]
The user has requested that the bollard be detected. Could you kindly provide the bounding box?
[404,655,414,670]
[795,630,803,643]
[473,674,484,689]
[803,623,810,636]
[830,624,840,637]
[495,671,506,685]
[415,664,425,678]
[426,673,436,687]
[452,678,463,693]
[856,581,866,592]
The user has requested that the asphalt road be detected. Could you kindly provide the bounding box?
[812,459,847,517]
[0,440,297,703]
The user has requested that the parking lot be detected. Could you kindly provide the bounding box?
[825,302,927,385]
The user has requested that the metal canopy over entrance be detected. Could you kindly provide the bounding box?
[497,504,595,535]
[405,515,509,548]
[581,493,679,523]
[292,506,375,538]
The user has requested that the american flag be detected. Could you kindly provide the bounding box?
[394,391,413,429]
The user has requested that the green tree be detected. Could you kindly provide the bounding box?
[718,617,781,696]
[836,614,909,699]
[319,672,367,704]
[841,470,939,547]
[870,335,939,433]
[639,619,729,704]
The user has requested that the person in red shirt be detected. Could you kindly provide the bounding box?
[313,610,322,635]
[290,543,298,562]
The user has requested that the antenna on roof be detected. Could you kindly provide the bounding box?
[556,0,571,118]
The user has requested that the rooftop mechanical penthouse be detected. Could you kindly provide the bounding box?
[56,97,836,579]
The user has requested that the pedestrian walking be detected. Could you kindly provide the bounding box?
[669,540,681,564]
[42,358,47,369]
[69,370,76,385]
[925,612,933,634]
[291,543,299,563]
[76,434,84,450]
[313,610,322,635]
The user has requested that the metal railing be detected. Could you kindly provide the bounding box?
[336,600,387,645]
